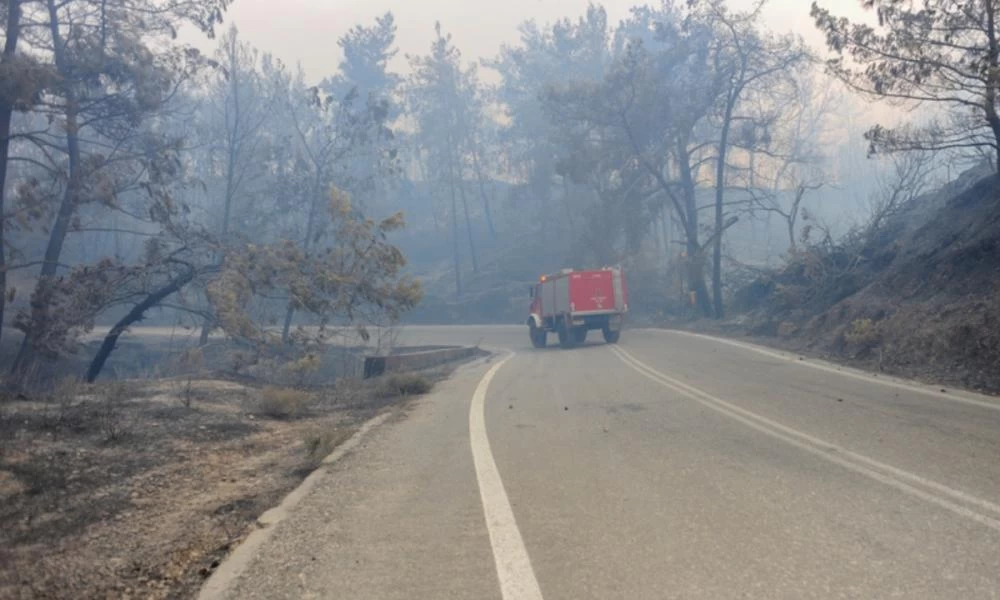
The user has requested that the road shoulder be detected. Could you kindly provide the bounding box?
[206,355,504,600]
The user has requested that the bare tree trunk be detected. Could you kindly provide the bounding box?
[677,140,713,318]
[661,210,671,262]
[87,269,195,382]
[444,131,464,297]
[198,167,239,346]
[561,175,578,236]
[653,212,662,252]
[489,180,500,230]
[985,1,1000,173]
[199,137,239,345]
[449,136,478,274]
[765,211,773,265]
[458,179,478,273]
[0,0,23,346]
[447,168,462,299]
[13,0,82,375]
[283,171,323,343]
[470,145,496,239]
[449,179,462,298]
[713,83,741,320]
[281,303,295,343]
[416,157,441,234]
[201,35,244,346]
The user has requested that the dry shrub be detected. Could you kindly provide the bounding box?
[257,387,313,419]
[0,405,11,460]
[302,427,353,463]
[285,353,321,387]
[168,349,203,409]
[97,381,132,443]
[47,376,80,403]
[773,283,807,309]
[844,318,882,350]
[375,373,433,399]
[178,378,197,408]
[37,377,86,435]
[317,377,365,407]
[227,350,256,375]
[176,347,204,373]
[247,358,282,382]
[777,321,799,337]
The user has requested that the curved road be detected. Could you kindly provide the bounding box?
[202,326,1000,599]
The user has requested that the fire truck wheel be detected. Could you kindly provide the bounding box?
[602,327,621,344]
[529,324,547,348]
[558,322,575,349]
[573,327,588,345]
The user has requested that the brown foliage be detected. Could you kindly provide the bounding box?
[256,387,313,419]
[0,53,56,109]
[208,188,422,351]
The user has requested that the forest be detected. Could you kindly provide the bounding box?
[0,0,997,379]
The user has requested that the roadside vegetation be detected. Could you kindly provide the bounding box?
[0,1,431,596]
[669,1,1000,393]
[0,355,438,599]
[709,163,1000,393]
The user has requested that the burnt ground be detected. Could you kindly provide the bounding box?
[0,361,466,599]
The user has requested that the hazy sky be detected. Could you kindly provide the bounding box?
[188,0,873,83]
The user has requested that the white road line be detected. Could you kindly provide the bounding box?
[610,345,1000,532]
[644,328,1000,413]
[469,353,545,600]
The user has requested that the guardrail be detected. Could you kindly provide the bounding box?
[363,346,481,379]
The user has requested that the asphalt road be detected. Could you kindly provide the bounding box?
[201,326,1000,599]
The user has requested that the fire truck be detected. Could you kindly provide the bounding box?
[527,267,628,348]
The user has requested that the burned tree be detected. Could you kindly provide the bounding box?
[813,0,1000,171]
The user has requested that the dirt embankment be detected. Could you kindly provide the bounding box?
[0,368,444,599]
[693,169,1000,394]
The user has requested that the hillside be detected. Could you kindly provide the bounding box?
[722,166,1000,393]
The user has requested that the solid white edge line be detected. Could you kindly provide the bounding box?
[470,353,545,600]
[610,345,1000,533]
[641,328,1000,412]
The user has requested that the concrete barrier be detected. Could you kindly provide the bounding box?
[363,346,481,379]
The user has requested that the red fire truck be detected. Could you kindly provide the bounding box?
[527,267,628,348]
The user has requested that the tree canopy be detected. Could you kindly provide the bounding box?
[813,0,1000,170]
